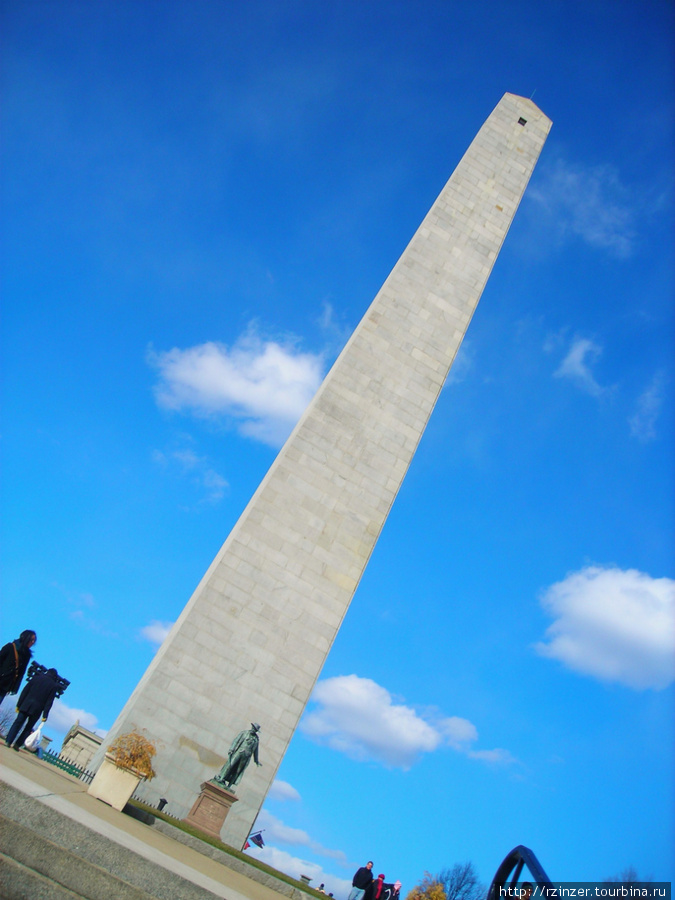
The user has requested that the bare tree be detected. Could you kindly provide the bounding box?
[437,863,485,900]
[0,703,16,738]
[603,868,653,885]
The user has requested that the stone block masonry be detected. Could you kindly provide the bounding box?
[92,93,551,847]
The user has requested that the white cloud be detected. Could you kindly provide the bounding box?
[254,809,348,864]
[438,716,479,749]
[139,620,174,647]
[148,326,325,447]
[301,674,513,768]
[269,779,302,802]
[48,698,107,738]
[528,158,635,257]
[554,336,605,397]
[535,566,675,690]
[245,842,351,898]
[301,674,439,768]
[629,371,666,442]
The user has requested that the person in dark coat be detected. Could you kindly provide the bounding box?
[5,667,59,750]
[376,879,401,900]
[0,630,36,704]
[348,862,374,900]
[364,874,387,900]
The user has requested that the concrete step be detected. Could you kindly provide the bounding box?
[0,850,84,900]
[0,816,156,900]
[0,781,233,900]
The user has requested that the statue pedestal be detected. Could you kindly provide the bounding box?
[183,781,238,840]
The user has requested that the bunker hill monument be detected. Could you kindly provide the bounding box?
[94,93,551,845]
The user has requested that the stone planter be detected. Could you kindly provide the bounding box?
[87,754,143,810]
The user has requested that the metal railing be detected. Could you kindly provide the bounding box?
[487,846,555,900]
[43,749,95,784]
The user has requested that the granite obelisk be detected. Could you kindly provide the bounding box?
[94,93,551,846]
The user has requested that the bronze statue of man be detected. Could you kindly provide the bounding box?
[212,723,262,790]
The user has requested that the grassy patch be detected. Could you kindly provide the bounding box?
[128,800,322,895]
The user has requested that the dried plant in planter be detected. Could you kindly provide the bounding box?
[107,731,157,781]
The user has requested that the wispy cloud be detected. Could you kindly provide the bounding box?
[148,325,325,447]
[535,565,675,690]
[629,371,666,442]
[317,300,352,356]
[254,809,348,864]
[152,443,228,504]
[467,748,517,764]
[269,779,302,802]
[139,620,174,647]
[52,584,118,638]
[554,336,606,396]
[300,674,514,768]
[445,340,474,386]
[245,841,352,897]
[528,157,636,257]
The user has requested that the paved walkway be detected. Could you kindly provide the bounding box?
[0,744,284,900]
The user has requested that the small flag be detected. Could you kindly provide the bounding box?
[244,841,250,850]
[249,831,265,849]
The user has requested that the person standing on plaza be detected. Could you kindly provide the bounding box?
[365,873,387,900]
[0,630,36,705]
[348,861,374,900]
[5,666,59,751]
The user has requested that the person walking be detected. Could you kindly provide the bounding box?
[348,862,374,900]
[0,630,36,704]
[5,667,59,751]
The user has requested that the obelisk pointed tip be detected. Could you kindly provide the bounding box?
[501,91,552,126]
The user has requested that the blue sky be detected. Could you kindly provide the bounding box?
[1,0,673,893]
